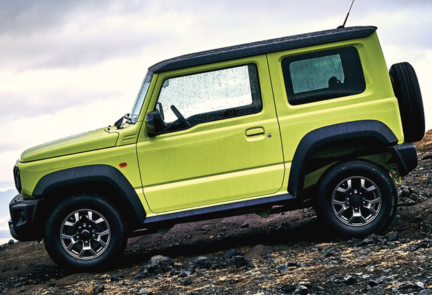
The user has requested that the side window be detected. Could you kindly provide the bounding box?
[156,64,262,133]
[281,47,366,105]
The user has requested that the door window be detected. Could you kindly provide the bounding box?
[156,64,262,133]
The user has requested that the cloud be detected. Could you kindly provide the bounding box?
[2,0,430,71]
[0,1,172,70]
[0,215,11,231]
[0,182,15,192]
[0,214,10,230]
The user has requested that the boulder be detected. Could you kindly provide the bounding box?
[134,255,174,279]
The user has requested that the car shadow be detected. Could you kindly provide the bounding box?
[117,216,336,269]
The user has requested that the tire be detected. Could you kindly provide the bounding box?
[389,62,425,143]
[315,160,397,238]
[44,194,128,270]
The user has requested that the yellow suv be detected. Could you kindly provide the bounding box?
[9,26,424,269]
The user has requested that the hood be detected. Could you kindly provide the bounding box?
[21,127,119,162]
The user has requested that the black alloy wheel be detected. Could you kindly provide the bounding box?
[315,160,397,238]
[44,194,128,270]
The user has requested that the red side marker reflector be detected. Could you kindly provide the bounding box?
[119,162,127,168]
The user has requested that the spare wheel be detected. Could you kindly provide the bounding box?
[389,62,425,143]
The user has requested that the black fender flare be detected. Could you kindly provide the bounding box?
[288,120,398,199]
[33,165,146,225]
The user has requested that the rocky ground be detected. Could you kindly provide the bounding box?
[1,130,432,295]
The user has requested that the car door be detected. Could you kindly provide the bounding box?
[137,56,285,213]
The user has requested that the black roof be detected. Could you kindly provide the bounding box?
[149,26,377,73]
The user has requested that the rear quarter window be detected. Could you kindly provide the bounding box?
[281,47,366,105]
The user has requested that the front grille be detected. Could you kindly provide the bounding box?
[13,166,22,194]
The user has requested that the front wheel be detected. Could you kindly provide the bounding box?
[315,160,397,238]
[44,194,128,270]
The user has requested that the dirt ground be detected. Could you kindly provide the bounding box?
[414,129,432,152]
[1,130,432,295]
[0,208,314,294]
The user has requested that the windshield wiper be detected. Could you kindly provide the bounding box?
[114,113,131,129]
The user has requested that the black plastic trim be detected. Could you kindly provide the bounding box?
[9,195,45,241]
[150,26,377,73]
[33,165,146,225]
[143,194,295,225]
[146,111,164,137]
[13,166,21,194]
[387,143,418,176]
[9,220,19,240]
[288,120,398,199]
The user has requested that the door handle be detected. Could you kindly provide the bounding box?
[246,127,265,136]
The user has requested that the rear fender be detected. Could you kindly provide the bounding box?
[288,120,398,199]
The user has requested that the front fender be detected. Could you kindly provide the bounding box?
[33,165,146,225]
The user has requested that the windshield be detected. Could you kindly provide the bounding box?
[130,71,154,123]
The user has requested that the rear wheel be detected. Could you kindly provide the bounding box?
[44,194,127,270]
[315,160,397,238]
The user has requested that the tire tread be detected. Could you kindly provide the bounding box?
[389,62,425,142]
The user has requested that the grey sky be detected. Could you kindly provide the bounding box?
[0,0,431,191]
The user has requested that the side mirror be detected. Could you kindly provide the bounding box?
[146,111,164,137]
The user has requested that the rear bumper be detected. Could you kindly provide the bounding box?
[9,195,45,241]
[387,142,418,176]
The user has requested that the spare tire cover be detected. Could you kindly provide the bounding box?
[389,62,425,143]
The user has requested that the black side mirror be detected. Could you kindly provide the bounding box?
[146,111,164,137]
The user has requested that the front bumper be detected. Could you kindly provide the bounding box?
[9,194,45,241]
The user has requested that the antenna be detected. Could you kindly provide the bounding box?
[337,0,355,29]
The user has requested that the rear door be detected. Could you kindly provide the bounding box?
[137,56,285,213]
